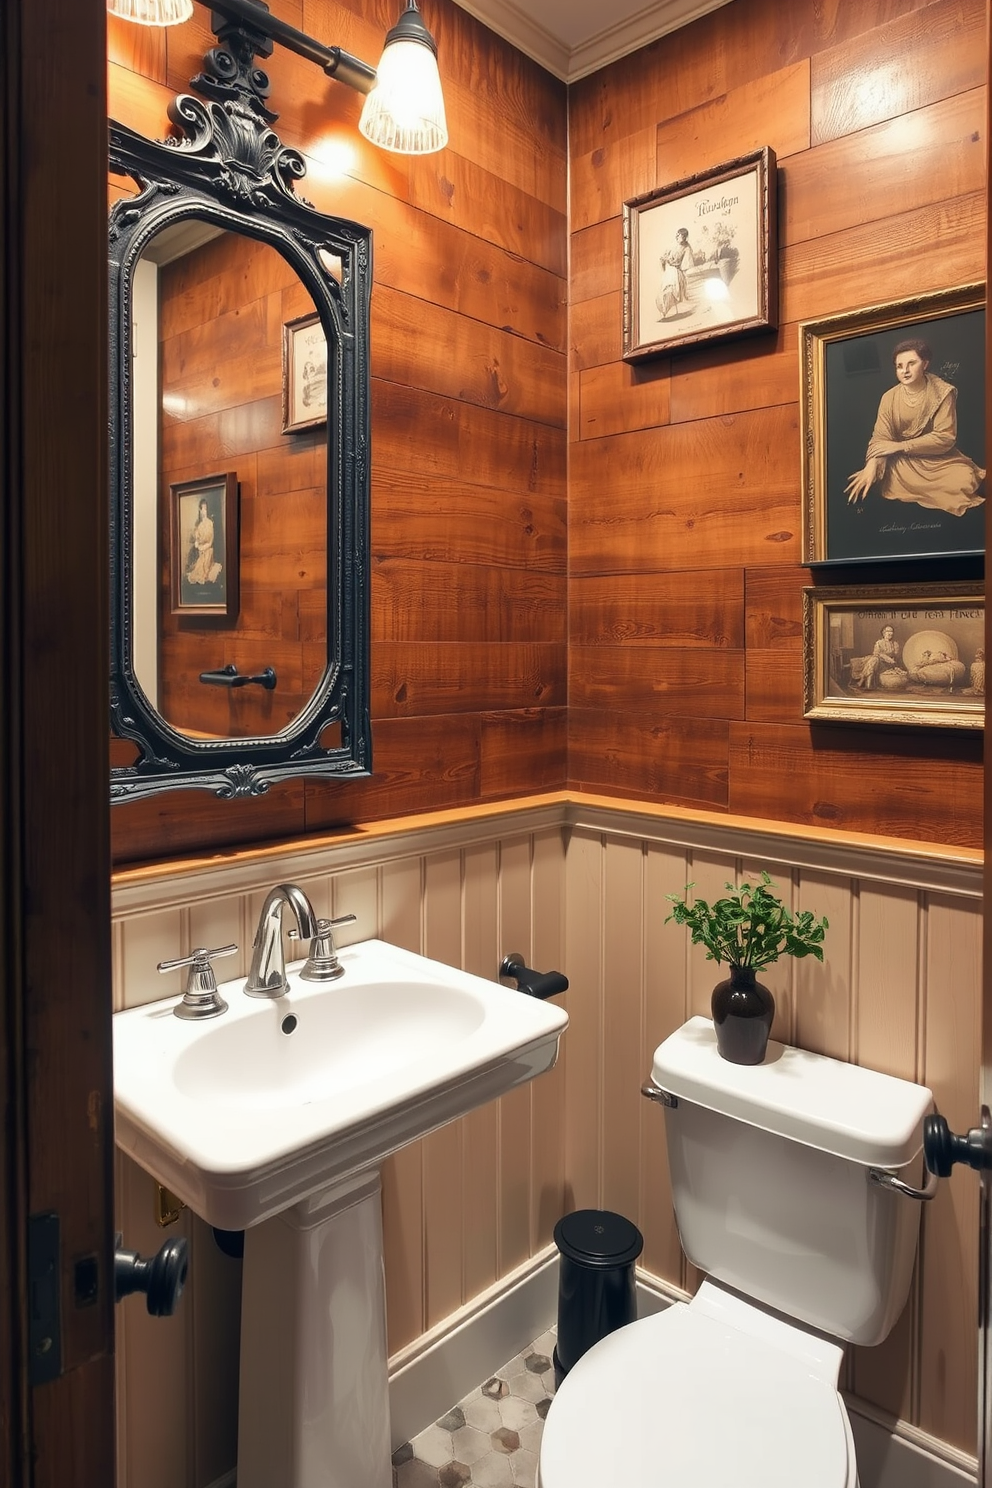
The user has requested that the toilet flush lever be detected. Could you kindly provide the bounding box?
[867,1165,939,1202]
[641,1079,678,1109]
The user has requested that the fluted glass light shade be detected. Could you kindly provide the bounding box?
[108,0,194,24]
[359,0,448,156]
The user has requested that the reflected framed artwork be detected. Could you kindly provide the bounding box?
[800,284,986,565]
[283,311,328,433]
[622,147,778,360]
[170,471,239,622]
[803,582,984,730]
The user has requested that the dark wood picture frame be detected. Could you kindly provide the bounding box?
[169,471,240,622]
[622,147,778,361]
[803,581,984,730]
[800,283,986,565]
[282,310,328,433]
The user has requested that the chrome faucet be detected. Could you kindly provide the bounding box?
[244,883,318,999]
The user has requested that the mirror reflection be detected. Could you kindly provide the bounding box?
[132,220,328,741]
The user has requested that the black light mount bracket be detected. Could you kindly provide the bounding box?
[203,0,377,100]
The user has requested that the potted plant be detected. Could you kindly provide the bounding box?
[666,872,828,1064]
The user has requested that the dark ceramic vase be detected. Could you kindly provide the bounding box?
[711,965,774,1064]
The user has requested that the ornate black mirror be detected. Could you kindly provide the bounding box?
[108,10,371,801]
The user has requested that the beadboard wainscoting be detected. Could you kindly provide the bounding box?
[111,794,982,1486]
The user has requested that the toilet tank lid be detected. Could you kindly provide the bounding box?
[652,1018,932,1168]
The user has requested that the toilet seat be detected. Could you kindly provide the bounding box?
[538,1296,857,1488]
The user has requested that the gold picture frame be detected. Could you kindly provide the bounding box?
[803,582,984,730]
[622,147,778,361]
[282,311,328,433]
[800,283,985,565]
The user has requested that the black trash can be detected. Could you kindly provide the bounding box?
[552,1209,643,1389]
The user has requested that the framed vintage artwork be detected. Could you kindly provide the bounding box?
[800,283,985,565]
[169,471,240,622]
[803,582,984,730]
[622,147,778,361]
[282,311,328,433]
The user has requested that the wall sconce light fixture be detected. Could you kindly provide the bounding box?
[107,0,448,155]
[359,0,448,155]
[108,0,193,21]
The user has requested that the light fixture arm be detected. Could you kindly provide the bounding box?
[205,0,377,93]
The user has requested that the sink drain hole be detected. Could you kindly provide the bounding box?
[281,1014,298,1035]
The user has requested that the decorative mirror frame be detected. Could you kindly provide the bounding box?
[108,14,371,801]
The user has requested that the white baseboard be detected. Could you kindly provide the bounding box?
[386,1258,978,1488]
[387,1245,560,1449]
[846,1403,977,1488]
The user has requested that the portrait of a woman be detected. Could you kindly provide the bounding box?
[844,339,985,516]
[854,624,908,691]
[185,497,217,586]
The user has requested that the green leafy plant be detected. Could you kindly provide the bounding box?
[665,872,828,972]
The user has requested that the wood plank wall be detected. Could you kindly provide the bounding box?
[157,234,328,738]
[567,0,986,848]
[107,0,568,865]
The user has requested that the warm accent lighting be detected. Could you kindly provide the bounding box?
[108,0,194,23]
[109,0,448,157]
[359,0,448,156]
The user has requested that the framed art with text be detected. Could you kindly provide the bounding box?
[282,311,328,433]
[622,147,778,361]
[803,582,984,730]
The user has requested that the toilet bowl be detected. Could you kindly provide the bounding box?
[538,1017,932,1488]
[538,1280,857,1488]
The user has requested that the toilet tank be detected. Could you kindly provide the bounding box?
[651,1018,933,1347]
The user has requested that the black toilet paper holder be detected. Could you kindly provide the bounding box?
[499,954,568,1000]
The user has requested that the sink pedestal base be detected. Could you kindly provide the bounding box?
[238,1169,392,1488]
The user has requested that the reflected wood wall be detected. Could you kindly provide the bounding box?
[111,798,983,1484]
[567,0,986,847]
[107,0,568,864]
[158,233,328,737]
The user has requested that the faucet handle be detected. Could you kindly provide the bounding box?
[158,944,238,1021]
[294,914,356,983]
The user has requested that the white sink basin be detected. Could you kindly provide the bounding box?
[113,937,568,1231]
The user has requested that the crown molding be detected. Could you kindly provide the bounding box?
[453,0,733,82]
[452,0,570,77]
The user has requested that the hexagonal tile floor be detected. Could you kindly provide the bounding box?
[392,1329,556,1487]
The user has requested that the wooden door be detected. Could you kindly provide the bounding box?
[0,0,116,1483]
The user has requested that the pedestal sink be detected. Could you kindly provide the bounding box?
[113,938,568,1488]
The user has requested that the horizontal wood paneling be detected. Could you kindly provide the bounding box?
[783,90,986,247]
[568,0,985,854]
[727,722,983,848]
[372,560,566,642]
[108,0,568,865]
[570,570,744,648]
[569,645,745,718]
[809,0,986,146]
[569,712,731,811]
[570,406,802,573]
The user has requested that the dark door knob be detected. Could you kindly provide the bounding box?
[923,1112,992,1178]
[114,1234,189,1317]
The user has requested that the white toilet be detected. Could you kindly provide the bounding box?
[539,1016,934,1488]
